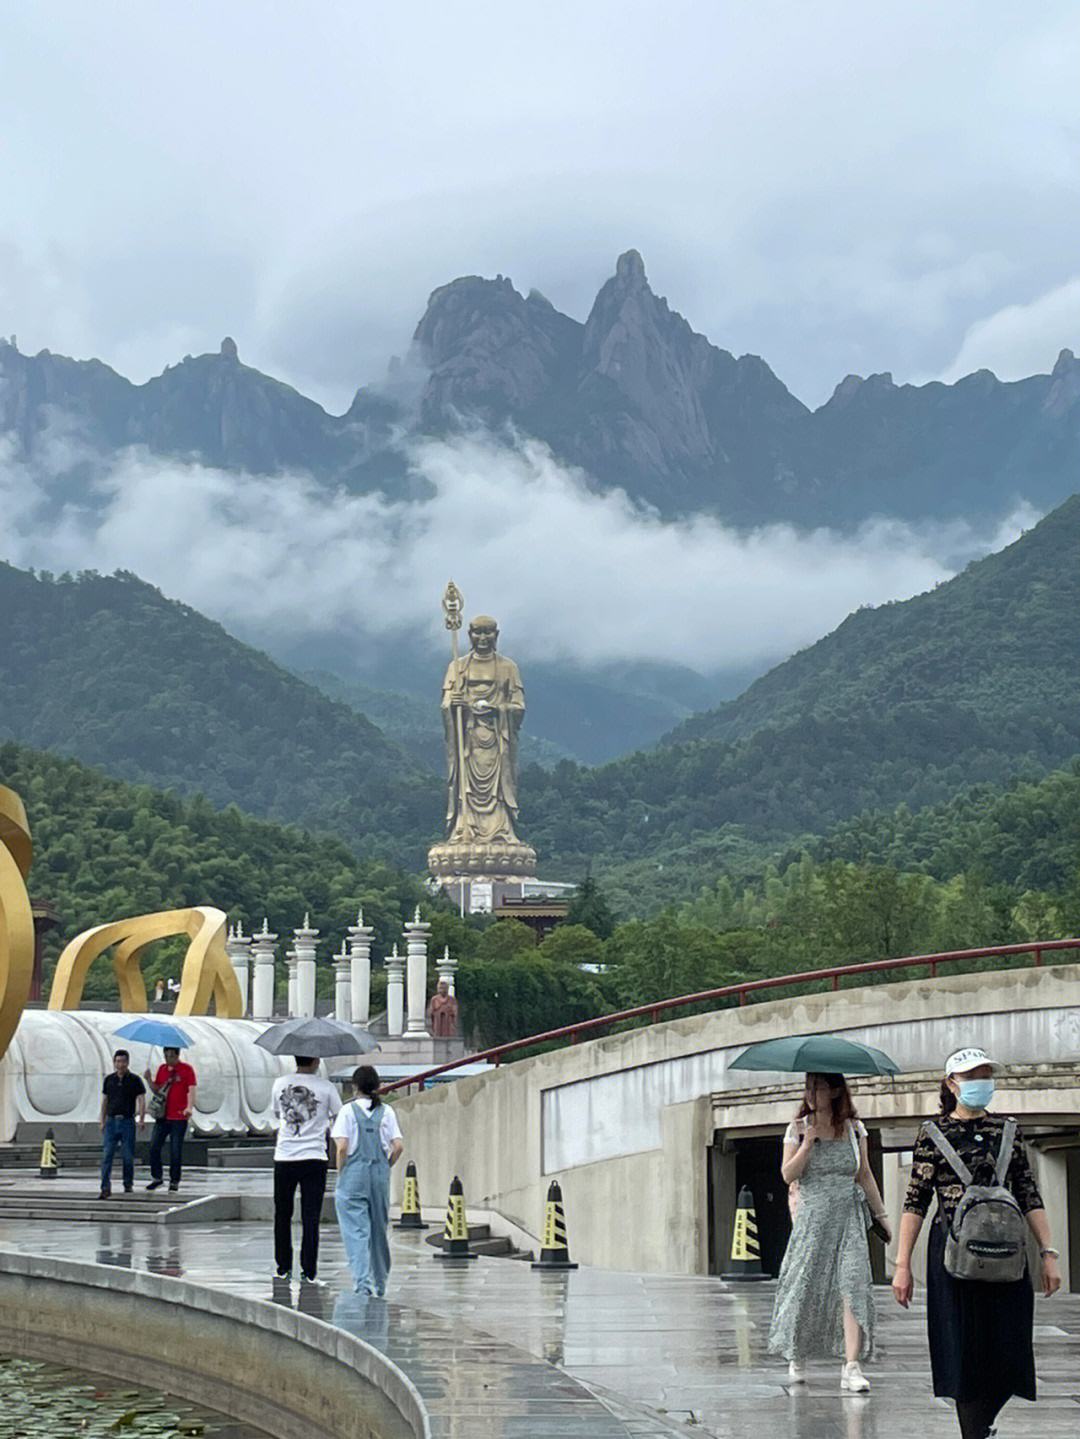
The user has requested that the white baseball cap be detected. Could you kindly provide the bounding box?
[944,1046,1000,1077]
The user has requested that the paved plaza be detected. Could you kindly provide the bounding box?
[1,1177,1077,1439]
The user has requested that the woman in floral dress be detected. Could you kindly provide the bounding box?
[769,1072,891,1392]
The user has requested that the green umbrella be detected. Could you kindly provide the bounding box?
[730,1034,900,1077]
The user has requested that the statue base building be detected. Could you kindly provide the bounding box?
[430,869,575,917]
[427,837,537,882]
[428,834,545,916]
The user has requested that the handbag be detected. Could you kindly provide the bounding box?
[148,1075,175,1121]
[849,1121,890,1243]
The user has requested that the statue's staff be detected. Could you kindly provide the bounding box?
[442,581,469,837]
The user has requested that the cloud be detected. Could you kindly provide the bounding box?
[937,277,1080,383]
[0,430,1035,675]
[4,5,1080,409]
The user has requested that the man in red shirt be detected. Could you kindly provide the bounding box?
[145,1046,197,1192]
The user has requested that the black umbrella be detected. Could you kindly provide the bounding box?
[254,1016,379,1058]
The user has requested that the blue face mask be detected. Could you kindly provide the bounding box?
[958,1078,995,1110]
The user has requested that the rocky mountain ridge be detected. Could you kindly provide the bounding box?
[3,252,1078,527]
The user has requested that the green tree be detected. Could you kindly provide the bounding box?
[474,919,536,963]
[565,876,616,939]
[536,924,605,969]
[456,955,610,1049]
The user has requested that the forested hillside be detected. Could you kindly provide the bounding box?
[818,761,1080,895]
[671,495,1080,746]
[524,496,1080,887]
[8,738,1077,1044]
[0,564,439,861]
[2,741,429,1000]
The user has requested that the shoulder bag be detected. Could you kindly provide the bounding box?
[849,1122,890,1243]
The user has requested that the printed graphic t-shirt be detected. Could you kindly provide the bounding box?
[153,1062,197,1121]
[271,1073,343,1162]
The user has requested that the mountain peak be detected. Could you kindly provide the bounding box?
[220,336,239,361]
[1052,347,1077,376]
[614,249,648,290]
[830,374,864,404]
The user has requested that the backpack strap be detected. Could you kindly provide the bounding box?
[923,1121,973,1186]
[994,1118,1017,1186]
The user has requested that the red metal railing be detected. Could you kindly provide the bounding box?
[381,937,1080,1095]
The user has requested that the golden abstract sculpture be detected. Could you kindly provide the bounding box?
[428,591,537,881]
[48,905,242,1018]
[0,786,35,1064]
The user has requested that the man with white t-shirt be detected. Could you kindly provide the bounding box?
[271,1057,342,1282]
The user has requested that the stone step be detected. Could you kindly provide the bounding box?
[425,1226,530,1261]
[0,1188,198,1223]
[0,1188,180,1203]
[0,1203,178,1223]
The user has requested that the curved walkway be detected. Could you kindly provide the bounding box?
[1,1209,1078,1438]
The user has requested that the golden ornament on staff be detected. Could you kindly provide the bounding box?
[428,582,537,885]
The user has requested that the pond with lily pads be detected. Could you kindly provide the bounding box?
[0,1355,271,1439]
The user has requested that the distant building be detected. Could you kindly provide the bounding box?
[492,893,571,944]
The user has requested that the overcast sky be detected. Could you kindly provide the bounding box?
[2,3,1078,413]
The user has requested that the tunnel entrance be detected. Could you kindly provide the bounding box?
[708,1134,789,1278]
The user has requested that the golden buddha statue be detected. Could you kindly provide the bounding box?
[428,613,537,881]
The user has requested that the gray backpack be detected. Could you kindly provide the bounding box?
[924,1117,1027,1282]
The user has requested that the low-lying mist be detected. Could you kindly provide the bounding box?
[0,427,1038,676]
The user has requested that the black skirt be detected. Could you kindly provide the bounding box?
[927,1220,1036,1402]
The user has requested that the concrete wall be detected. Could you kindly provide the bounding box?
[392,962,1080,1274]
[0,1249,424,1439]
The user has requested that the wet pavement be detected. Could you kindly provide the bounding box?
[0,1196,1077,1438]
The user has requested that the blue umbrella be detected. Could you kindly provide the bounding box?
[114,1018,194,1049]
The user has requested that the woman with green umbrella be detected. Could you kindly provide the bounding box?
[766,1070,891,1393]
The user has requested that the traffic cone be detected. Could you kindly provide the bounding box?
[39,1128,58,1179]
[434,1175,477,1260]
[532,1181,578,1270]
[722,1185,769,1281]
[395,1160,429,1230]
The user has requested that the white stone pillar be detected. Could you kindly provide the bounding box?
[333,941,351,1022]
[294,912,318,1018]
[285,949,299,1018]
[225,923,252,1016]
[385,944,405,1038]
[437,944,458,998]
[250,920,277,1021]
[403,906,431,1037]
[347,908,373,1026]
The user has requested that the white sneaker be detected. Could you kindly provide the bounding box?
[788,1360,806,1384]
[840,1361,870,1393]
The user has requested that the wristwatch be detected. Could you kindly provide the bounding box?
[1039,1247,1060,1259]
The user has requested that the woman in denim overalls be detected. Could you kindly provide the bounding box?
[332,1066,404,1296]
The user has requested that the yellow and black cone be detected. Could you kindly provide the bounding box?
[395,1160,429,1230]
[721,1185,768,1282]
[532,1181,578,1270]
[39,1128,58,1179]
[435,1175,477,1260]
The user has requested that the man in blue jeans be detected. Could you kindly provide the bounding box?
[99,1049,146,1199]
[145,1047,197,1192]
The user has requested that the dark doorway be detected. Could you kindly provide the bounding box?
[734,1136,790,1277]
